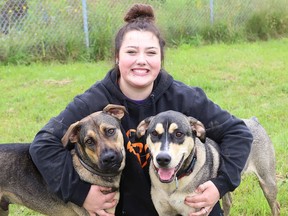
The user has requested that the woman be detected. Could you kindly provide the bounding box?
[30,4,252,216]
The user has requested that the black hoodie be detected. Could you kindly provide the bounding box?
[30,68,253,216]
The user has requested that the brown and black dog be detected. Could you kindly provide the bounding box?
[0,104,126,216]
[137,110,280,216]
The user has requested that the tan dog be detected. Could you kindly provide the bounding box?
[222,117,280,216]
[0,104,126,216]
[137,111,280,216]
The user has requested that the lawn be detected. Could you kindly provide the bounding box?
[0,38,287,215]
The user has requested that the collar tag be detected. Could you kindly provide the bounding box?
[175,176,179,189]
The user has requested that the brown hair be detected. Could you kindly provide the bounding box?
[114,4,165,63]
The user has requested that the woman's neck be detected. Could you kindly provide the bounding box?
[118,80,153,101]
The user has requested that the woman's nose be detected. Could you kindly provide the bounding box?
[136,53,147,65]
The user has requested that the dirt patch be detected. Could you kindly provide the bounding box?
[44,79,72,86]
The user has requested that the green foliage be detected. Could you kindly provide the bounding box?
[200,23,231,43]
[0,0,288,64]
[87,2,122,61]
[246,10,288,41]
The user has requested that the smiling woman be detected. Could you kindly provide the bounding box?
[28,3,253,216]
[117,30,161,100]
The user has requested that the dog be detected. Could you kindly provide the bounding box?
[0,104,126,216]
[136,110,280,216]
[222,117,280,216]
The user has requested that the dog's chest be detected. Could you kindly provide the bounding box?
[151,181,197,215]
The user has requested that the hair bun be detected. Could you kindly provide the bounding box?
[124,4,155,23]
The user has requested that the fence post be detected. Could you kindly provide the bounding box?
[210,0,214,25]
[81,0,89,49]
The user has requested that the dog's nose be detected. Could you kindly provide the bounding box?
[100,149,122,170]
[156,152,171,166]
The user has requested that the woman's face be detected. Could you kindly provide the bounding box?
[117,30,161,99]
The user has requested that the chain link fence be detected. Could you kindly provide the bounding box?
[0,0,286,64]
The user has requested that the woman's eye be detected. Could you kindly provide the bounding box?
[127,50,136,55]
[147,51,156,56]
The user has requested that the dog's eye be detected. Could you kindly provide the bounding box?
[85,138,93,146]
[151,130,158,137]
[175,131,184,138]
[106,128,116,136]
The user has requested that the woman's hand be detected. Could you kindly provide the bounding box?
[185,181,220,216]
[83,185,117,216]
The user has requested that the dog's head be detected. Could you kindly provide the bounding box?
[62,104,127,176]
[137,110,205,183]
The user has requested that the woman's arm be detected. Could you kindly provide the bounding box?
[184,87,253,215]
[29,107,91,205]
[189,87,253,196]
[29,85,111,206]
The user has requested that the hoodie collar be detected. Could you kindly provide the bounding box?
[103,68,173,103]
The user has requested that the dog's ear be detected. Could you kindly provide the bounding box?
[61,121,81,147]
[103,104,127,120]
[136,116,154,138]
[188,117,206,143]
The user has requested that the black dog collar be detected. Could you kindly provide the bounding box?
[176,147,197,180]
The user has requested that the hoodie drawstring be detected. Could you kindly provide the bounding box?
[150,93,156,115]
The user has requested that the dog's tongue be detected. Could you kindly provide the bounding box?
[158,168,175,181]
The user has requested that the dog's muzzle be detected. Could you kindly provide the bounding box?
[153,153,185,183]
[75,146,123,178]
[100,149,123,172]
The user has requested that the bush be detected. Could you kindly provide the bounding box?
[200,23,230,43]
[1,0,288,64]
[245,11,288,41]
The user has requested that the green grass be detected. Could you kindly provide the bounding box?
[1,38,288,215]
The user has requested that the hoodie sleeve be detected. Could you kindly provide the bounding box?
[29,83,110,206]
[29,117,91,206]
[187,87,253,197]
[207,115,253,197]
